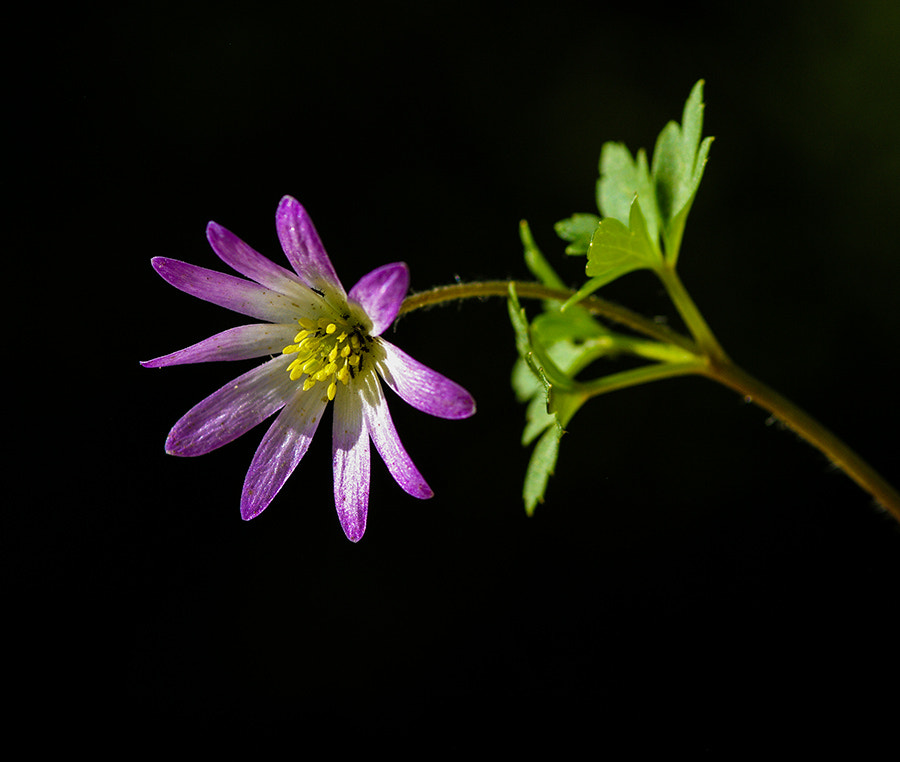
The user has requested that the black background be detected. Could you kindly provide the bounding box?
[14,0,900,748]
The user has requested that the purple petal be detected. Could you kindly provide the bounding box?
[332,384,371,542]
[151,257,303,323]
[141,324,296,367]
[241,386,329,520]
[206,221,308,294]
[374,340,477,420]
[165,355,297,457]
[275,196,346,299]
[360,373,432,500]
[348,262,409,336]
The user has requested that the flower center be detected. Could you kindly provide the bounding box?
[282,316,369,401]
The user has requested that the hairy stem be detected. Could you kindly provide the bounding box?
[701,360,900,523]
[399,280,697,352]
[400,280,900,522]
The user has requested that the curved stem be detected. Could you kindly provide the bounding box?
[700,360,900,522]
[400,280,698,352]
[400,279,900,522]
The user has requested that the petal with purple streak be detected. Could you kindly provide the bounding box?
[275,196,346,299]
[375,340,476,420]
[206,221,309,295]
[348,262,409,336]
[151,257,304,324]
[332,383,370,542]
[141,324,297,367]
[165,355,297,457]
[361,373,432,500]
[241,387,329,520]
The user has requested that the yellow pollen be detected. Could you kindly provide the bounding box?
[283,315,369,398]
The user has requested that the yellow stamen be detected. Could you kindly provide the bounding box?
[299,336,320,352]
[283,315,369,398]
[302,358,323,374]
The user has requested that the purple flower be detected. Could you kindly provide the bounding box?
[143,196,476,541]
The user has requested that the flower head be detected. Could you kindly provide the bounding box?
[143,196,476,541]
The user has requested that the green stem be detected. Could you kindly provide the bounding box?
[700,360,900,523]
[399,280,698,352]
[577,360,707,399]
[656,265,728,362]
[400,280,900,523]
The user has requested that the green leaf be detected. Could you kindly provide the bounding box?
[532,308,609,345]
[523,426,562,516]
[650,79,713,264]
[585,195,660,284]
[512,355,541,404]
[662,135,712,265]
[520,220,568,290]
[508,284,590,512]
[554,213,601,255]
[596,143,660,245]
[521,389,555,446]
[507,284,573,392]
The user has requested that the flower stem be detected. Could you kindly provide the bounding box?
[700,359,900,522]
[400,279,900,522]
[399,280,698,352]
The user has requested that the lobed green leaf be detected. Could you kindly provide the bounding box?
[597,143,660,245]
[584,196,660,287]
[554,213,601,256]
[523,426,562,516]
[650,80,712,264]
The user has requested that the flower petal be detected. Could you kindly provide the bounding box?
[275,196,346,300]
[332,384,371,542]
[241,386,329,520]
[360,373,432,500]
[206,221,313,296]
[374,340,477,420]
[151,257,303,323]
[141,324,297,367]
[165,355,297,457]
[348,262,409,336]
